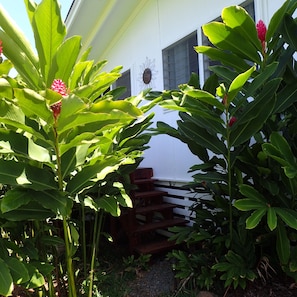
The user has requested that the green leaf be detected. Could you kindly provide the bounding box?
[97,196,120,217]
[195,45,250,73]
[0,78,13,98]
[276,221,290,265]
[0,30,40,89]
[14,88,53,124]
[32,0,66,83]
[234,199,266,211]
[6,258,30,284]
[0,259,13,296]
[222,5,262,51]
[48,35,82,86]
[1,189,31,213]
[0,160,57,190]
[246,208,267,229]
[230,79,280,146]
[202,21,261,64]
[267,0,297,42]
[239,184,266,202]
[179,123,226,155]
[0,201,55,221]
[270,132,295,165]
[228,65,256,104]
[180,85,224,111]
[0,4,38,66]
[267,207,277,231]
[275,208,297,230]
[25,263,45,289]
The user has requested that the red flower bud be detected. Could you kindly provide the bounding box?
[256,20,267,43]
[0,40,3,56]
[50,101,61,119]
[228,116,237,127]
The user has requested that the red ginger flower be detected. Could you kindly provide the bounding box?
[0,40,3,55]
[50,79,68,119]
[51,79,68,96]
[50,101,61,119]
[256,20,267,52]
[228,116,237,127]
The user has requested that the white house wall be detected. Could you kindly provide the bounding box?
[67,0,286,183]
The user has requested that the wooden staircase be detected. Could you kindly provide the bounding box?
[122,167,188,254]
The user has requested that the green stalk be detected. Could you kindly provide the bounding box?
[53,125,77,297]
[81,201,87,278]
[88,209,104,297]
[225,107,233,243]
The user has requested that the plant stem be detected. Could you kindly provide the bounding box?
[63,218,77,297]
[81,202,87,278]
[88,209,104,297]
[225,109,233,243]
[53,125,77,297]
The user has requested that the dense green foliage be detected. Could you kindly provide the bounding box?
[154,0,297,294]
[0,0,157,296]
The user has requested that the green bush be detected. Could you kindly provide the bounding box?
[155,0,297,294]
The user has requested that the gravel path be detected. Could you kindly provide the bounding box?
[126,257,176,297]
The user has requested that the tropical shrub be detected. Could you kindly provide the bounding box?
[154,0,297,294]
[0,0,157,296]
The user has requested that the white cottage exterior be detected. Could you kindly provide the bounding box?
[65,0,286,221]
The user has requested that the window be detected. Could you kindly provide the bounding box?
[162,32,198,90]
[202,0,255,81]
[113,70,131,99]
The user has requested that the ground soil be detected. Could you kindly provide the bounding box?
[126,253,297,297]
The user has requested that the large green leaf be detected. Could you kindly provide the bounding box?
[267,207,277,231]
[32,0,66,83]
[66,156,134,195]
[230,79,280,146]
[275,208,297,230]
[0,160,57,190]
[234,199,266,211]
[179,122,226,155]
[276,221,290,265]
[6,258,30,284]
[281,14,297,51]
[222,5,262,51]
[202,21,261,64]
[195,45,250,73]
[246,208,267,229]
[97,196,120,217]
[180,85,225,111]
[48,35,81,86]
[267,0,297,42]
[239,184,266,202]
[270,132,296,164]
[228,65,256,104]
[0,201,55,221]
[1,189,32,213]
[14,88,53,124]
[0,4,38,67]
[0,30,40,89]
[0,259,13,296]
[25,263,45,289]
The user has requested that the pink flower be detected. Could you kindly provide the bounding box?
[256,20,267,53]
[51,79,68,96]
[228,116,237,127]
[0,40,3,55]
[50,101,61,119]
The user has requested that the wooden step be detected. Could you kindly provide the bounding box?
[135,203,176,215]
[133,190,167,199]
[133,178,157,185]
[134,238,179,254]
[133,217,188,234]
